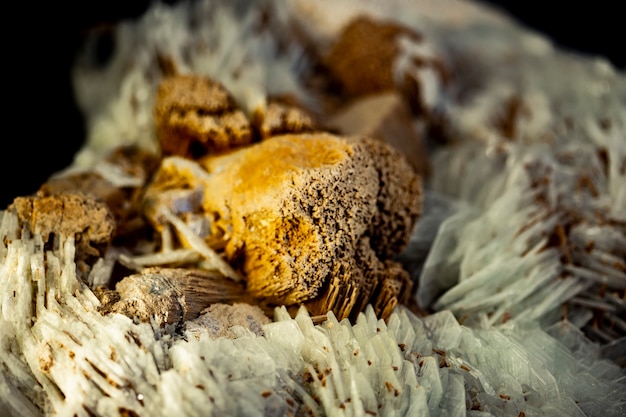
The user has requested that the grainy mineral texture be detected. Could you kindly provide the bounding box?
[323,15,448,116]
[97,267,251,326]
[252,96,320,140]
[145,132,421,320]
[185,303,271,339]
[3,2,624,417]
[9,192,116,277]
[40,146,160,224]
[324,16,420,96]
[155,75,253,158]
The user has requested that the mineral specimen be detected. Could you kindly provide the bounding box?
[1,1,625,417]
[97,267,253,327]
[155,75,253,158]
[8,192,116,278]
[144,132,422,320]
[322,15,448,115]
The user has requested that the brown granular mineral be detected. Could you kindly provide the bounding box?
[9,192,116,276]
[252,96,319,140]
[324,15,449,115]
[324,16,422,96]
[155,75,253,158]
[145,132,422,321]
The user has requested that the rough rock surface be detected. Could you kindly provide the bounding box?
[253,96,319,140]
[184,303,271,339]
[9,193,116,275]
[145,132,422,320]
[324,16,418,96]
[97,267,250,327]
[323,15,448,115]
[155,75,253,158]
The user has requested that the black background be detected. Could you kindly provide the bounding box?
[2,1,622,209]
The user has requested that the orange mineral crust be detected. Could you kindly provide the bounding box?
[145,133,422,320]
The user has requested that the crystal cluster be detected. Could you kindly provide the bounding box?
[1,0,625,416]
[414,7,626,353]
[1,213,623,416]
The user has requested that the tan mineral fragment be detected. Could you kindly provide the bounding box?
[324,16,415,95]
[184,303,271,339]
[144,132,422,321]
[323,15,448,115]
[252,96,319,140]
[9,193,116,271]
[97,267,252,327]
[155,75,253,158]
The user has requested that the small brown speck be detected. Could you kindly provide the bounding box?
[39,343,54,373]
[385,381,396,393]
[303,369,314,384]
[499,394,511,401]
[576,175,599,197]
[118,408,140,417]
[599,117,612,130]
[109,346,117,361]
[501,312,512,324]
[261,390,272,398]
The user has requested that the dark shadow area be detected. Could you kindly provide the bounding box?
[481,1,624,69]
[1,2,153,209]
